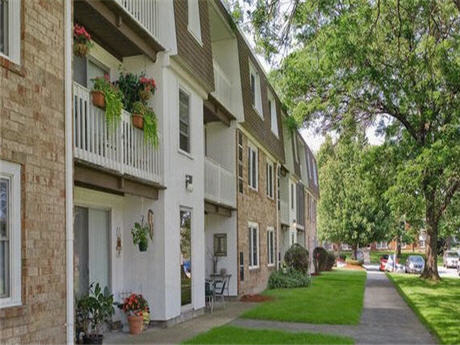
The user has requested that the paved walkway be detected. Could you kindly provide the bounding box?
[232,271,437,344]
[105,301,255,344]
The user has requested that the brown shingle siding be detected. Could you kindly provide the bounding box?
[237,33,285,163]
[174,0,214,92]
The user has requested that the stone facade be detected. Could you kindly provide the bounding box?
[237,130,278,295]
[0,1,66,343]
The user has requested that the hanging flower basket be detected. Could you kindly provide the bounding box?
[74,24,93,57]
[132,113,144,129]
[91,90,105,109]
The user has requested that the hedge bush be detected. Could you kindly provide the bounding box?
[313,247,328,273]
[325,252,336,271]
[268,269,311,289]
[284,244,309,273]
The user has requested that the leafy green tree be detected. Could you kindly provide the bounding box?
[245,0,460,280]
[317,130,391,258]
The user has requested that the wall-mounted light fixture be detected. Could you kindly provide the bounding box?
[292,220,297,229]
[185,174,193,192]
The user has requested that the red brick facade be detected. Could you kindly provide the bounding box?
[0,1,66,343]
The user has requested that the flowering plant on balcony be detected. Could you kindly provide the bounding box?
[132,102,159,147]
[139,76,156,102]
[73,24,93,57]
[91,75,123,128]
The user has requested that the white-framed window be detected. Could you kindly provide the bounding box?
[376,241,388,250]
[268,92,278,137]
[238,131,244,194]
[249,62,263,116]
[179,88,191,153]
[0,0,20,65]
[248,142,258,190]
[293,135,299,163]
[187,0,202,44]
[312,160,318,186]
[266,160,274,199]
[308,155,313,179]
[0,160,21,309]
[248,222,259,269]
[267,227,275,266]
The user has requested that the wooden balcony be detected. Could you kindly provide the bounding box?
[204,157,236,208]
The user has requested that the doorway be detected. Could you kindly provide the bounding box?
[74,206,111,296]
[180,209,192,306]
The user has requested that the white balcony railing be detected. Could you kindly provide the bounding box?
[280,199,289,225]
[73,82,161,184]
[115,0,159,41]
[212,61,232,112]
[205,157,236,208]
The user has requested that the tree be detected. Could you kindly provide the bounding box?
[245,0,460,280]
[317,129,391,258]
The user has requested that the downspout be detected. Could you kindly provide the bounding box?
[64,0,74,343]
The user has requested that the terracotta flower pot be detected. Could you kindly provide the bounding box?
[91,90,105,109]
[128,315,144,335]
[132,113,144,129]
[74,43,89,57]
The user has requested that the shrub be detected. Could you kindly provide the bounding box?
[313,247,328,273]
[268,269,311,289]
[325,252,336,271]
[339,254,347,261]
[284,243,309,273]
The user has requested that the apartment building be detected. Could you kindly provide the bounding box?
[0,0,319,341]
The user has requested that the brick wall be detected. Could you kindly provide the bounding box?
[0,1,66,343]
[173,0,214,93]
[237,131,278,295]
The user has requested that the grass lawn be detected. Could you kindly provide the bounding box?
[241,270,366,324]
[182,325,354,344]
[388,273,460,344]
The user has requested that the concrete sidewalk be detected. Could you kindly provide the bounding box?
[232,271,437,344]
[104,301,255,345]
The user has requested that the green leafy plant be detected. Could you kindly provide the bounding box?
[131,219,151,251]
[325,252,336,271]
[284,244,309,273]
[92,75,123,128]
[268,268,311,289]
[313,247,328,273]
[132,101,159,148]
[75,282,114,341]
[116,72,141,113]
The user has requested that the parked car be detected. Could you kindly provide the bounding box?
[385,254,404,272]
[379,255,389,271]
[405,255,425,274]
[443,251,459,268]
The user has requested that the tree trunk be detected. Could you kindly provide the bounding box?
[396,239,402,258]
[352,243,358,260]
[421,190,440,280]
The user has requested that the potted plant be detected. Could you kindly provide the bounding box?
[131,101,145,129]
[131,219,151,252]
[74,24,93,57]
[138,76,156,102]
[75,283,114,344]
[91,75,123,127]
[116,71,141,113]
[120,293,149,335]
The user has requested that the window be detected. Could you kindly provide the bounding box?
[266,160,274,199]
[0,0,20,64]
[268,93,278,137]
[308,155,313,179]
[290,182,295,210]
[0,160,21,308]
[238,131,244,193]
[187,0,202,43]
[214,234,227,257]
[277,165,281,210]
[249,62,262,116]
[179,89,191,153]
[248,143,258,190]
[312,161,318,186]
[293,135,299,163]
[248,223,259,269]
[267,228,275,266]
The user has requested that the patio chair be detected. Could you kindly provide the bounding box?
[205,280,215,312]
[214,277,228,308]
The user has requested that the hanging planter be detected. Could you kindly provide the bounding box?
[73,24,93,57]
[91,75,123,128]
[138,76,156,102]
[132,102,145,129]
[131,102,159,147]
[131,218,152,252]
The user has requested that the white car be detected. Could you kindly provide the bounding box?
[443,251,459,268]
